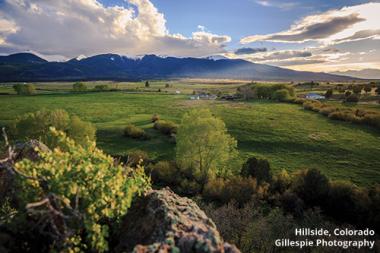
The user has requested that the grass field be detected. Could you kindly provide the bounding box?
[1,83,379,186]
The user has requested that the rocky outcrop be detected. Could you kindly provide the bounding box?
[116,188,240,253]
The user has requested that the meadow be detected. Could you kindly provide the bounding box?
[0,81,379,186]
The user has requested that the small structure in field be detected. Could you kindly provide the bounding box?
[189,93,217,100]
[306,93,325,100]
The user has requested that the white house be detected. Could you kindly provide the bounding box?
[305,93,325,100]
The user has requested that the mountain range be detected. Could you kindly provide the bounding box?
[331,69,380,79]
[0,53,357,82]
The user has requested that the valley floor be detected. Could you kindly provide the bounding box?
[1,87,379,186]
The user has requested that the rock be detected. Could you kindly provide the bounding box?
[14,140,50,161]
[115,188,240,253]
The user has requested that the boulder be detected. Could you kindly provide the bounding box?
[115,188,240,253]
[14,140,50,161]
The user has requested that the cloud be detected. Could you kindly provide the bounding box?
[255,0,299,10]
[335,29,380,43]
[247,50,312,61]
[0,0,231,59]
[241,2,380,44]
[234,47,267,55]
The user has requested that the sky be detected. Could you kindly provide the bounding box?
[0,0,379,72]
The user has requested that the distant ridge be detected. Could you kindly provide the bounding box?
[0,52,357,82]
[331,69,380,79]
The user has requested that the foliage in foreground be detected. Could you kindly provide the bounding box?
[11,129,151,252]
[10,109,96,147]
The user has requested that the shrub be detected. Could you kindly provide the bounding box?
[72,82,87,92]
[127,150,149,167]
[345,94,359,103]
[94,85,109,91]
[303,100,322,112]
[14,129,150,252]
[272,89,291,102]
[319,106,336,116]
[324,89,333,99]
[153,120,178,135]
[151,114,160,123]
[352,85,362,94]
[123,124,148,139]
[292,169,330,207]
[202,178,226,202]
[67,115,96,146]
[145,81,150,88]
[241,157,272,184]
[13,84,36,95]
[10,109,95,147]
[151,161,179,185]
[222,176,257,205]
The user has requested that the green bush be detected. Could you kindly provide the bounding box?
[253,83,295,99]
[94,85,109,91]
[151,161,178,185]
[153,120,178,135]
[13,84,36,95]
[127,149,149,167]
[67,115,96,146]
[151,114,160,123]
[272,89,291,102]
[123,124,148,139]
[10,109,95,147]
[72,82,87,92]
[14,129,150,252]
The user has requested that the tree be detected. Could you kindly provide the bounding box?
[272,89,291,102]
[145,81,150,88]
[13,84,36,95]
[176,109,239,182]
[241,157,272,184]
[238,85,254,100]
[293,169,330,207]
[325,89,333,99]
[364,84,372,94]
[72,82,87,92]
[352,85,362,95]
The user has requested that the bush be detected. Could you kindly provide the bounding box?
[127,150,149,167]
[151,161,179,185]
[292,169,330,207]
[94,85,109,91]
[272,89,291,102]
[153,120,178,135]
[67,115,96,146]
[10,109,95,147]
[241,157,272,184]
[302,100,322,112]
[253,84,295,99]
[345,94,359,103]
[151,114,160,123]
[324,89,333,99]
[72,82,87,92]
[13,84,36,95]
[222,177,257,205]
[123,124,148,139]
[13,129,150,252]
[202,178,226,202]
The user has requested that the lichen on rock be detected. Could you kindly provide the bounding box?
[115,188,240,253]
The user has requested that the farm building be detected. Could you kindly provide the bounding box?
[305,93,325,100]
